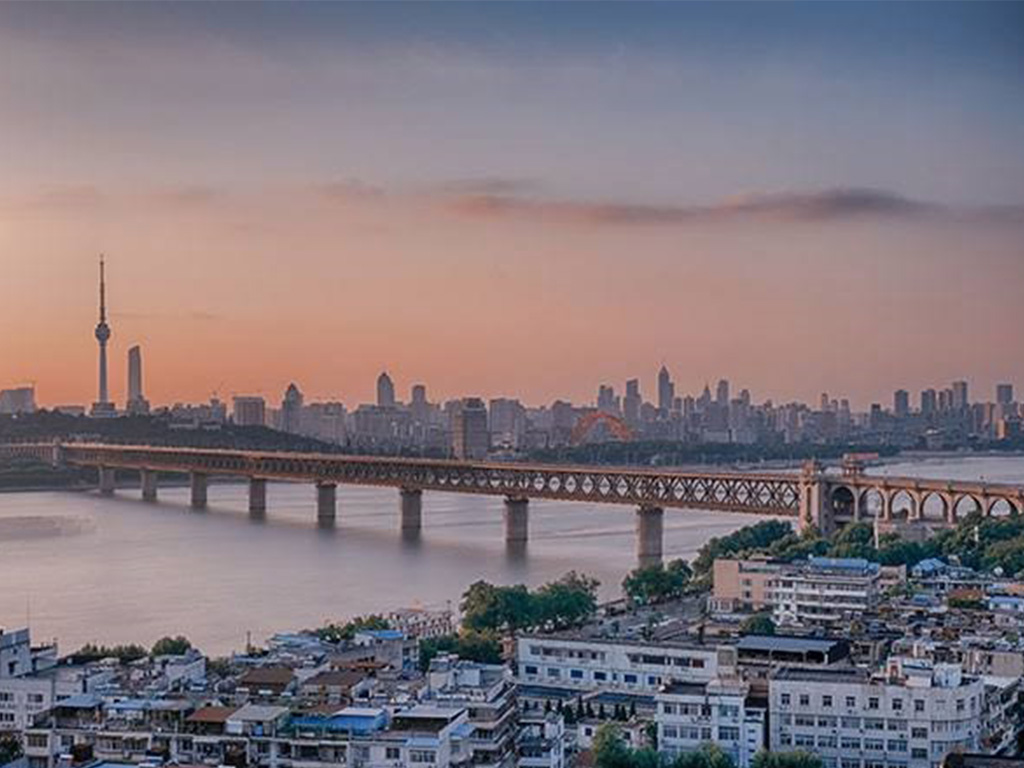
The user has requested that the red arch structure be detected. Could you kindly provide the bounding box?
[571,411,634,445]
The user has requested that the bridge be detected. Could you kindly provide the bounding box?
[2,443,1023,566]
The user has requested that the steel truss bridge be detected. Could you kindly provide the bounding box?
[2,442,1022,566]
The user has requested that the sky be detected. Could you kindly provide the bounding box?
[1,2,1022,410]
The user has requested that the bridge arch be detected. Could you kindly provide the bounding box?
[953,493,983,521]
[570,411,633,445]
[920,492,949,522]
[889,489,917,520]
[830,485,857,522]
[987,497,1018,518]
[859,488,885,520]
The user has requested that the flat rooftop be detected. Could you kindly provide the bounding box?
[771,666,870,684]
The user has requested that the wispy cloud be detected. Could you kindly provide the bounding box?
[443,188,1024,227]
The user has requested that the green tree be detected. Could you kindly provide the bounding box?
[828,523,876,560]
[623,559,693,605]
[72,643,148,664]
[671,743,736,768]
[592,723,633,768]
[151,635,192,657]
[0,734,23,766]
[740,613,776,636]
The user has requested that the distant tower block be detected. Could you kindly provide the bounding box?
[126,345,150,415]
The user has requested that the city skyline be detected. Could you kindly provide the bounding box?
[2,3,1023,408]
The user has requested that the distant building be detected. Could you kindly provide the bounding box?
[125,345,150,415]
[952,380,969,411]
[281,383,304,433]
[921,389,938,416]
[232,396,267,427]
[658,366,675,414]
[995,384,1014,406]
[377,371,396,409]
[894,389,910,417]
[0,386,36,415]
[90,256,116,418]
[623,378,641,426]
[452,398,488,460]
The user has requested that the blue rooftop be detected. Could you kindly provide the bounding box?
[808,556,879,574]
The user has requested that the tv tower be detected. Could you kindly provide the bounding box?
[90,255,116,417]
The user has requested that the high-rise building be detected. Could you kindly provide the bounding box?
[0,387,35,415]
[410,384,429,423]
[920,388,937,416]
[623,378,641,426]
[232,396,267,427]
[377,371,396,409]
[716,379,730,406]
[952,380,969,411]
[996,383,1014,405]
[893,389,910,417]
[281,383,304,433]
[597,384,618,413]
[125,345,150,415]
[452,398,489,459]
[489,398,526,448]
[90,256,116,418]
[657,366,674,414]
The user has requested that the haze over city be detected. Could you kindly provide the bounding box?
[2,2,1023,409]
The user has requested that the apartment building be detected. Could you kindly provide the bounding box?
[769,658,985,768]
[515,634,733,700]
[655,678,767,768]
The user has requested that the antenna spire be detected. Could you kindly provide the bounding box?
[99,254,106,323]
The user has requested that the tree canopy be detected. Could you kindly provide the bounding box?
[460,571,599,633]
[151,635,193,657]
[622,559,693,605]
[740,613,776,636]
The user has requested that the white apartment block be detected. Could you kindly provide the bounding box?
[655,678,766,768]
[515,635,733,696]
[769,658,985,768]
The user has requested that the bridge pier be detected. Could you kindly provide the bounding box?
[98,467,116,495]
[504,497,529,544]
[190,472,208,510]
[141,469,158,502]
[249,478,267,515]
[317,483,337,527]
[636,505,664,568]
[400,488,422,533]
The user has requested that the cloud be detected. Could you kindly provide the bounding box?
[442,188,1024,227]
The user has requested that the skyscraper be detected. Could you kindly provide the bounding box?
[232,396,267,426]
[951,380,969,411]
[921,389,937,416]
[452,397,489,459]
[281,383,304,433]
[623,378,641,426]
[716,379,730,406]
[90,256,116,417]
[377,371,396,409]
[893,389,910,417]
[126,345,150,415]
[657,365,674,414]
[996,384,1014,405]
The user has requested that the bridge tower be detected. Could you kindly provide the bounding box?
[798,461,834,535]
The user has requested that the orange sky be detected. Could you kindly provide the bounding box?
[2,4,1023,410]
[1,184,1021,410]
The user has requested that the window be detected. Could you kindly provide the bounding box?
[799,694,810,707]
[818,735,838,748]
[624,674,637,684]
[914,700,925,713]
[864,739,884,752]
[570,669,583,679]
[546,667,560,678]
[663,726,678,739]
[795,716,815,727]
[718,727,739,742]
[865,718,885,731]
[0,713,14,724]
[781,693,791,706]
[524,665,538,675]
[780,734,792,747]
[911,748,928,759]
[26,735,48,749]
[888,740,908,753]
[956,699,965,713]
[0,693,12,703]
[818,716,837,728]
[841,759,861,768]
[823,695,833,708]
[846,696,857,708]
[891,699,903,711]
[911,728,928,740]
[868,697,880,710]
[594,671,607,681]
[385,747,401,760]
[841,738,861,751]
[794,734,815,748]
[842,717,861,729]
[663,703,675,715]
[410,750,436,763]
[701,728,712,741]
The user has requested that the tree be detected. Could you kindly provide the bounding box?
[671,743,736,768]
[151,635,192,657]
[592,723,633,768]
[0,734,23,767]
[71,643,148,665]
[750,751,823,768]
[740,613,776,636]
[622,559,693,605]
[418,630,501,671]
